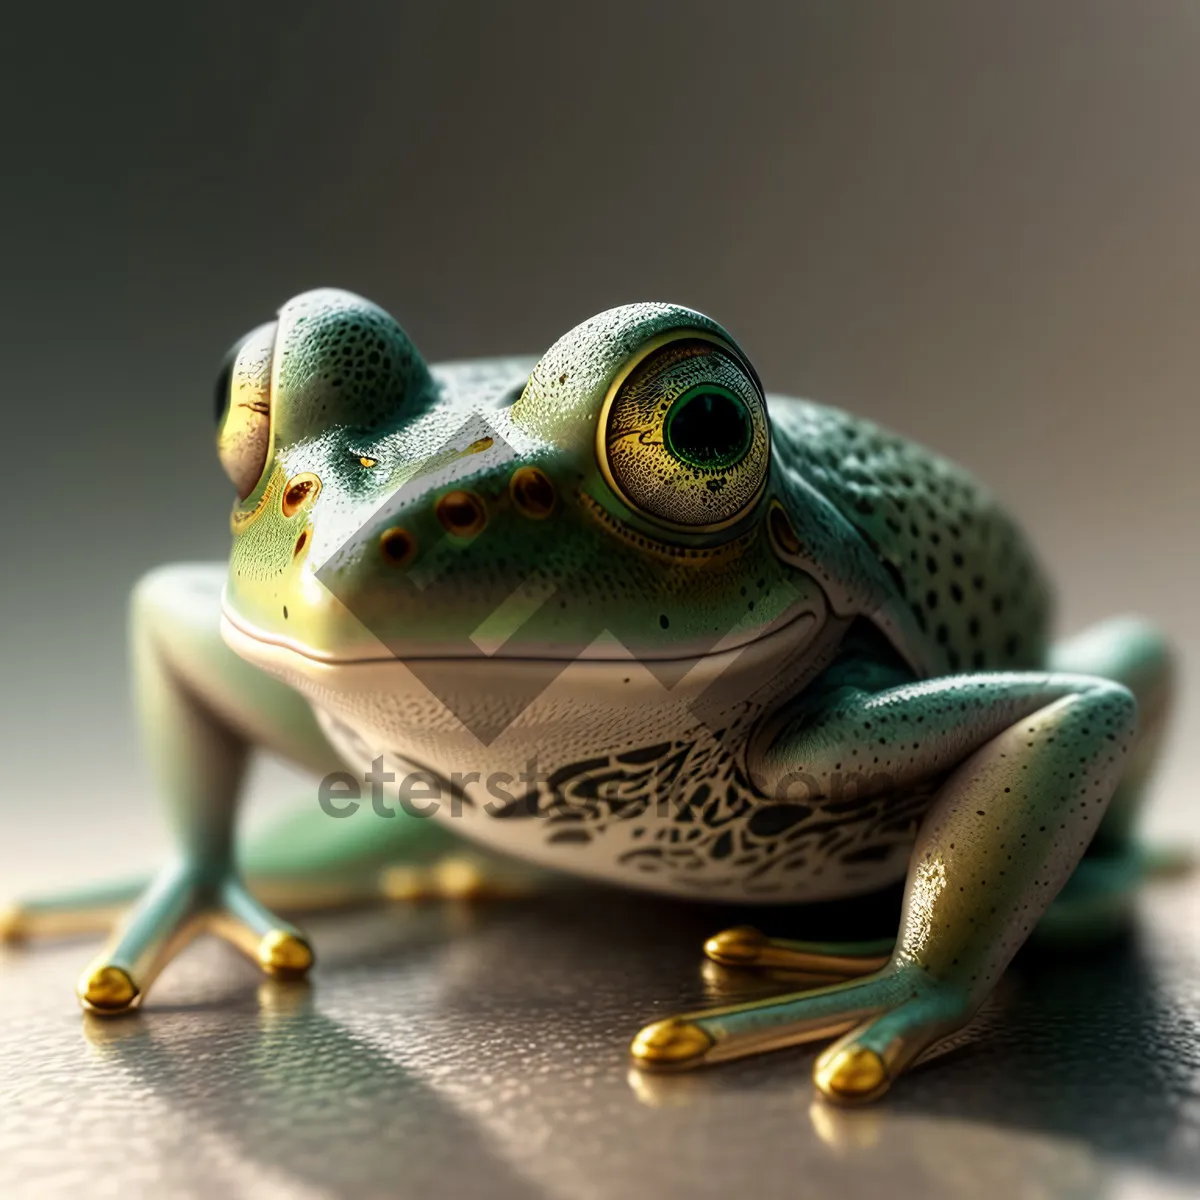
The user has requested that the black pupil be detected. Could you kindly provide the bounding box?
[666,388,751,469]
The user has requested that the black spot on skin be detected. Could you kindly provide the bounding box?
[659,614,670,629]
[618,743,673,765]
[548,829,592,845]
[841,844,894,864]
[748,804,814,837]
[489,792,542,819]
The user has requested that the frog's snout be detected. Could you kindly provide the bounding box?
[369,465,558,573]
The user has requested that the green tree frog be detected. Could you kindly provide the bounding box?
[3,289,1174,1104]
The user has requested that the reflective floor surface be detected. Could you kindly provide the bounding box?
[2,867,1199,1199]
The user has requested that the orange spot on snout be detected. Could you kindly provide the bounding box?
[436,490,488,537]
[282,473,321,518]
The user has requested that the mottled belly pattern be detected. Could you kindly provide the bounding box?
[488,736,934,899]
[321,711,935,902]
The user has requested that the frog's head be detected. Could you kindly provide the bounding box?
[216,289,823,699]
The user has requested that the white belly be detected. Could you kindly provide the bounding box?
[281,615,920,904]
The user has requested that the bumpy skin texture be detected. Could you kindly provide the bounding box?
[771,404,1051,674]
[10,289,1174,1106]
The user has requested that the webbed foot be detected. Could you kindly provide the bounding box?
[76,863,313,1015]
[630,959,967,1104]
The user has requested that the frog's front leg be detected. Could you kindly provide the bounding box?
[630,670,1138,1102]
[76,564,346,1014]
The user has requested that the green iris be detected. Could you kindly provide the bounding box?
[663,383,753,471]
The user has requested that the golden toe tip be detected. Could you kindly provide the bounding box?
[380,866,428,902]
[257,930,314,978]
[703,925,767,966]
[630,1018,715,1069]
[0,905,25,944]
[814,1046,889,1104]
[433,858,487,900]
[77,965,140,1014]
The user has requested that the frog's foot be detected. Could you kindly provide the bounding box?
[76,863,313,1015]
[703,926,894,981]
[4,850,545,954]
[630,965,967,1105]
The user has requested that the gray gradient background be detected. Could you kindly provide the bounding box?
[2,4,1200,1197]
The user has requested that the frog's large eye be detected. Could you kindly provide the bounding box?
[216,321,276,500]
[597,331,769,531]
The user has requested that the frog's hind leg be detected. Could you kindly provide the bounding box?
[1048,615,1175,854]
[632,668,1140,1102]
[1037,615,1181,943]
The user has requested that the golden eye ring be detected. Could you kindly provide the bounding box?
[595,328,769,533]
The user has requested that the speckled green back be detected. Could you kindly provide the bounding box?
[770,398,1053,673]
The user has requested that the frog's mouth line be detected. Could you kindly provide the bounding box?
[219,599,822,671]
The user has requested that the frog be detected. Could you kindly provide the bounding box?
[2,288,1175,1104]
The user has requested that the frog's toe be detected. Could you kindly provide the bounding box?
[629,1018,716,1068]
[72,865,316,1014]
[256,929,314,979]
[77,964,141,1015]
[703,926,894,977]
[809,989,972,1104]
[813,1045,890,1104]
[0,904,24,945]
[631,964,969,1102]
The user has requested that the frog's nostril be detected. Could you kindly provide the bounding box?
[293,528,310,558]
[436,490,488,538]
[767,499,802,558]
[282,473,321,518]
[510,466,556,519]
[379,526,417,567]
